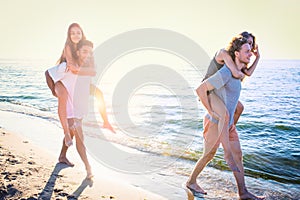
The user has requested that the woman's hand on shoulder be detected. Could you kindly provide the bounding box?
[67,64,80,74]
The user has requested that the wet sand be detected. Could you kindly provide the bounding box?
[0,127,166,200]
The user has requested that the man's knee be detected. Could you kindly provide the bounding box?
[201,153,213,163]
[203,145,218,161]
[75,133,85,146]
[231,145,243,161]
[234,151,242,161]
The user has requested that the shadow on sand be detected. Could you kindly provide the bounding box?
[38,162,93,200]
[38,163,71,200]
[67,178,93,199]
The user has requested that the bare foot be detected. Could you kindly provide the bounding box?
[182,182,195,200]
[64,132,73,147]
[58,157,74,167]
[239,192,265,200]
[86,173,94,180]
[186,182,207,195]
[103,122,116,133]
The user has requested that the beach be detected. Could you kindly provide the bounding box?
[1,107,299,200]
[0,125,167,200]
[0,59,300,200]
[1,0,300,198]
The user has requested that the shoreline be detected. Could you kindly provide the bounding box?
[0,109,189,199]
[0,127,166,200]
[1,108,299,200]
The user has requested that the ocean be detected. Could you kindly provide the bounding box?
[0,59,299,199]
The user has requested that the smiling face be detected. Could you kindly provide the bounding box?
[77,45,92,63]
[69,26,83,44]
[235,43,252,65]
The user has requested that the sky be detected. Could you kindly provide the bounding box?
[0,0,299,61]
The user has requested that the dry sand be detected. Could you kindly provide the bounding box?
[0,127,166,200]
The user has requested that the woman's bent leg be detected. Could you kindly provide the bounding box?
[90,84,115,133]
[55,81,72,147]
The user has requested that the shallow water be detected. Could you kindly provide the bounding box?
[0,59,299,199]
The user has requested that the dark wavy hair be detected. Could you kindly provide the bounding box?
[240,31,256,52]
[226,36,249,61]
